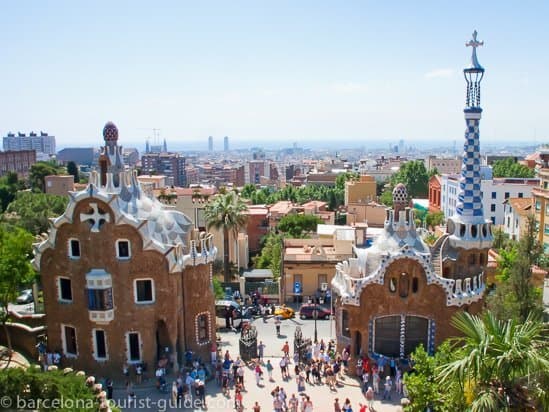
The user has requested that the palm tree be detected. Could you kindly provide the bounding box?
[204,191,248,283]
[438,311,549,411]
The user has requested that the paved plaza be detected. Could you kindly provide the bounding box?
[113,312,404,411]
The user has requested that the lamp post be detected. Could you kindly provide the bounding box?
[313,308,318,344]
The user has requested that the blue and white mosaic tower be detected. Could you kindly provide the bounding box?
[448,31,493,249]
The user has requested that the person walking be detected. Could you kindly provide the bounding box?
[365,386,375,410]
[282,341,290,357]
[252,401,261,412]
[334,398,342,412]
[258,341,266,362]
[289,394,299,412]
[255,363,263,386]
[383,376,392,400]
[266,359,274,381]
[275,316,281,336]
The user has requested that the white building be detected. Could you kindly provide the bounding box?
[3,131,56,155]
[441,174,538,225]
[503,198,533,241]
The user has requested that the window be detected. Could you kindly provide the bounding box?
[545,224,549,235]
[507,217,510,227]
[69,239,80,258]
[535,200,541,211]
[341,310,350,338]
[196,312,211,345]
[504,192,510,199]
[389,278,397,293]
[93,329,107,360]
[491,192,496,199]
[62,325,77,356]
[127,332,141,362]
[412,277,419,293]
[491,217,496,224]
[87,288,113,311]
[58,277,72,302]
[399,273,409,298]
[546,204,549,216]
[116,240,131,259]
[518,192,523,198]
[318,274,327,290]
[134,279,154,303]
[490,204,496,212]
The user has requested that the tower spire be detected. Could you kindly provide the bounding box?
[447,31,492,249]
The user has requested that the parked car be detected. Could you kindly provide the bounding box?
[16,289,33,304]
[299,303,332,320]
[274,305,295,319]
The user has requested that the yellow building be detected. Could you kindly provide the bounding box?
[344,174,376,205]
[533,149,549,253]
[282,238,354,303]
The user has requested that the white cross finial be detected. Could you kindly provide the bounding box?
[80,203,110,232]
[466,30,483,50]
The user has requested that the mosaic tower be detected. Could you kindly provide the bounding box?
[448,31,493,249]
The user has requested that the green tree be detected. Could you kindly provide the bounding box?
[379,188,393,207]
[0,227,35,368]
[0,172,24,212]
[253,232,283,279]
[6,192,68,235]
[29,161,60,192]
[240,184,257,200]
[491,226,511,251]
[438,311,549,411]
[0,367,121,411]
[492,158,535,178]
[486,216,543,322]
[204,191,248,283]
[391,160,429,198]
[66,161,80,183]
[425,211,445,229]
[404,342,465,412]
[277,214,322,238]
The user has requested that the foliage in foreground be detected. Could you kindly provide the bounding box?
[437,311,549,412]
[404,342,465,412]
[0,367,120,412]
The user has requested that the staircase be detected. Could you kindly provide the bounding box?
[430,233,449,276]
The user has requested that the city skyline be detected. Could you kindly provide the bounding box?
[1,1,548,148]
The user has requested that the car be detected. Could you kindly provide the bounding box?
[273,305,295,319]
[215,300,241,318]
[16,289,33,304]
[299,303,332,320]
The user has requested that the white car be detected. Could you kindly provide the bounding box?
[16,289,33,304]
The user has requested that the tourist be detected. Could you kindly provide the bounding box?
[342,398,352,412]
[282,341,290,357]
[171,381,178,405]
[279,387,288,409]
[358,403,367,412]
[333,397,342,412]
[252,401,261,412]
[297,372,306,392]
[395,368,403,395]
[237,364,245,389]
[135,364,143,384]
[275,316,281,336]
[255,363,263,386]
[289,394,299,412]
[196,380,205,408]
[365,386,375,410]
[210,341,217,365]
[234,388,243,411]
[383,376,392,400]
[266,359,274,381]
[185,372,194,401]
[372,369,380,393]
[303,395,313,412]
[280,356,288,379]
[258,340,266,362]
[106,378,113,400]
[362,369,370,393]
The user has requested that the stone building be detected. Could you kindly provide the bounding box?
[33,122,216,376]
[332,32,493,363]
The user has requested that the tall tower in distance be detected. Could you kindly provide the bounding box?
[208,136,213,152]
[163,138,168,152]
[224,136,229,152]
[447,31,493,250]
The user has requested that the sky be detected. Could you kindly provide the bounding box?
[1,1,548,150]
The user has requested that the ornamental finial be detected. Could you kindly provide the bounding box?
[465,30,484,70]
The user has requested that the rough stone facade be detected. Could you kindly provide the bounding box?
[34,123,217,377]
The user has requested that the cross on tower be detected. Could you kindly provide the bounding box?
[80,203,110,232]
[466,30,484,50]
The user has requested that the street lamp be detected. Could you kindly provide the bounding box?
[313,308,318,344]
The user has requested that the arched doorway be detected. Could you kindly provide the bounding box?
[373,315,430,358]
[156,319,172,360]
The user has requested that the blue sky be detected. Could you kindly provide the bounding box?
[1,1,548,149]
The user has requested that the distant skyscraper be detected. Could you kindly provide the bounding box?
[224,136,229,152]
[3,131,56,155]
[208,136,213,152]
[145,140,150,154]
[163,138,167,152]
